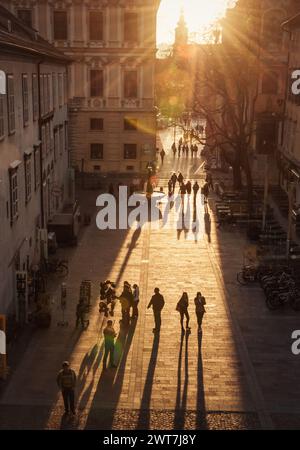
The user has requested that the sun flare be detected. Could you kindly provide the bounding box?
[157,0,237,45]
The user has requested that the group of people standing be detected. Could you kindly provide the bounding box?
[171,138,199,158]
[167,171,200,201]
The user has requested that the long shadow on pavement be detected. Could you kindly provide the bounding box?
[136,332,160,429]
[174,332,189,429]
[84,319,137,429]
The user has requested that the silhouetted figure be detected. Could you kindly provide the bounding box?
[178,172,184,185]
[186,180,192,195]
[119,281,133,326]
[194,292,206,331]
[76,299,86,329]
[171,172,177,190]
[147,287,165,333]
[132,284,140,318]
[172,142,177,157]
[160,148,166,164]
[103,320,117,369]
[193,181,200,201]
[176,292,190,333]
[168,179,173,196]
[202,182,209,203]
[206,172,214,190]
[57,361,77,415]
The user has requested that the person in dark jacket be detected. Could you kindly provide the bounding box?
[176,292,190,333]
[119,281,133,326]
[171,172,177,190]
[103,320,117,369]
[160,148,166,164]
[194,292,206,331]
[76,299,86,329]
[185,180,192,195]
[57,361,77,415]
[147,287,165,333]
[177,172,184,184]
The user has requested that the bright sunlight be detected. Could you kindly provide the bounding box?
[157,0,238,45]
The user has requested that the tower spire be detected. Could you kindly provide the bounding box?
[175,5,188,47]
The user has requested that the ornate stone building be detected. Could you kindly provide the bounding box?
[2,0,160,178]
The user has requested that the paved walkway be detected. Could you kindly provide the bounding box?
[0,129,300,430]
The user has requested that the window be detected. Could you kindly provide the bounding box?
[124,12,138,42]
[124,71,138,98]
[0,96,4,139]
[22,74,29,126]
[24,155,32,202]
[9,169,18,223]
[90,118,104,130]
[17,9,32,28]
[94,165,101,171]
[90,143,103,160]
[32,74,39,120]
[124,143,137,159]
[89,11,104,41]
[7,74,15,134]
[34,146,40,190]
[90,70,103,97]
[54,128,58,160]
[63,72,68,104]
[53,11,68,40]
[124,117,138,131]
[52,73,57,109]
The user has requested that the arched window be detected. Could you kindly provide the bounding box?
[261,71,279,94]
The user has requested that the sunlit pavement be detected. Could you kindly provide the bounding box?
[1,128,300,430]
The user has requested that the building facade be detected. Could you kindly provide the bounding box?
[2,0,160,178]
[0,5,70,316]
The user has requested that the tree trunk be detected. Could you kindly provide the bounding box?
[232,163,243,190]
[243,162,253,215]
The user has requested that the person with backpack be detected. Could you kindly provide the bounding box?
[194,292,206,331]
[147,287,165,333]
[57,361,77,415]
[176,292,190,334]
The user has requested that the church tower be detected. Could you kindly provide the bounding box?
[174,8,188,49]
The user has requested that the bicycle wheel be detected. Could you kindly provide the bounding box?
[266,295,280,310]
[237,272,248,285]
[56,263,68,277]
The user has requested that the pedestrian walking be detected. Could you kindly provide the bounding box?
[103,320,117,369]
[132,284,140,318]
[194,144,198,158]
[176,292,190,333]
[57,361,77,415]
[201,182,209,203]
[172,142,177,158]
[194,292,206,331]
[186,180,192,195]
[76,299,86,329]
[160,148,166,164]
[193,181,200,200]
[177,172,184,185]
[178,145,181,158]
[186,145,189,158]
[168,179,173,196]
[171,172,177,190]
[206,172,214,190]
[147,287,165,333]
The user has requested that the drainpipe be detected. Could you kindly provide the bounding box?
[37,60,45,229]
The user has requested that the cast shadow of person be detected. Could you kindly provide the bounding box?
[136,332,160,429]
[84,319,137,429]
[173,331,189,429]
[196,330,207,429]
